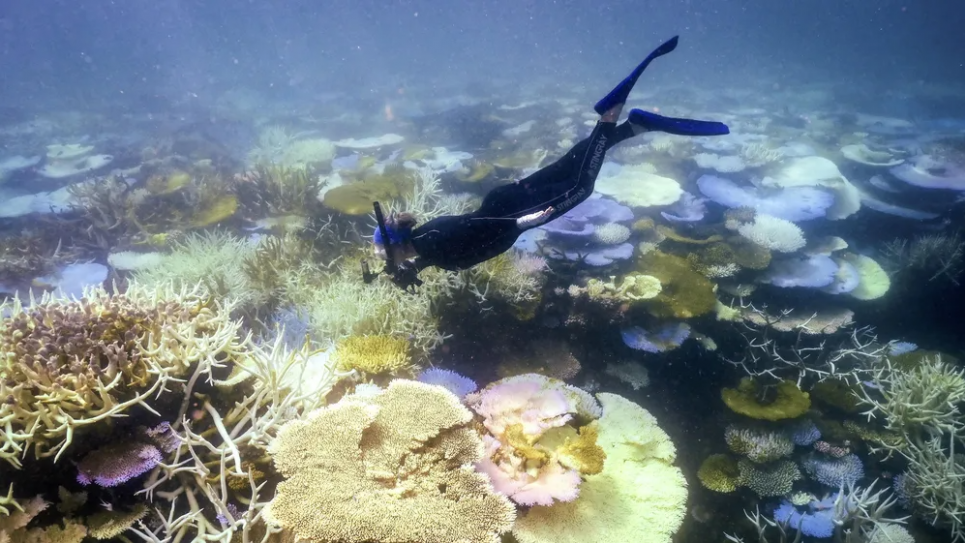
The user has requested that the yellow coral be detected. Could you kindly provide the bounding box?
[721,378,810,421]
[697,454,740,493]
[656,225,723,245]
[265,380,515,543]
[636,251,717,319]
[332,335,412,375]
[86,504,148,539]
[556,423,606,476]
[513,393,686,543]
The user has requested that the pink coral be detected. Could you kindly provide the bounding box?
[470,377,573,438]
[467,374,596,507]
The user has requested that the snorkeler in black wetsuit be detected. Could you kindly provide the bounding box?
[372,36,730,290]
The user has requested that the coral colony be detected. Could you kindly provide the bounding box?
[1,43,964,543]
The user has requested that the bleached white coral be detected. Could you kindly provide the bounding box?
[605,362,650,390]
[592,223,631,245]
[694,153,746,173]
[737,214,806,253]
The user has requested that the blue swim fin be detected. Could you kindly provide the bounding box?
[594,35,679,115]
[629,108,730,136]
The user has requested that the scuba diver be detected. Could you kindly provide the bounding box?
[368,36,730,290]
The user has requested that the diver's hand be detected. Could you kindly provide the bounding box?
[516,206,555,229]
[391,260,424,290]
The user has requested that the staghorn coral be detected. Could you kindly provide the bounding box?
[133,230,260,310]
[130,333,347,542]
[0,282,244,466]
[233,164,326,219]
[289,261,450,356]
[332,334,412,376]
[858,353,965,439]
[697,454,741,493]
[721,378,811,421]
[264,380,515,543]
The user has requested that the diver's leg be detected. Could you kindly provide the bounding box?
[594,36,679,115]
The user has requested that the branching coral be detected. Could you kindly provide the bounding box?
[134,333,347,542]
[725,425,795,463]
[0,282,244,466]
[233,164,327,219]
[858,354,965,439]
[264,380,515,543]
[881,232,964,285]
[133,230,260,310]
[723,300,887,386]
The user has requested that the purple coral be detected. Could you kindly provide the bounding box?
[660,191,707,222]
[697,174,835,222]
[525,196,636,266]
[773,494,843,539]
[759,255,839,289]
[789,419,822,446]
[621,322,691,353]
[802,453,865,487]
[76,441,163,487]
[417,368,478,399]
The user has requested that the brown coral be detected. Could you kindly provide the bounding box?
[265,380,515,543]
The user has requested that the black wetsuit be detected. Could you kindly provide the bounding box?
[409,121,638,271]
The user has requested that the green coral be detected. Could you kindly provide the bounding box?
[721,378,811,421]
[810,378,863,413]
[728,236,772,270]
[636,251,717,319]
[697,454,740,493]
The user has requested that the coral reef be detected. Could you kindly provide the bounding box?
[698,454,741,493]
[512,393,688,543]
[636,251,717,319]
[725,425,795,463]
[0,282,242,465]
[721,378,811,421]
[265,380,515,543]
[332,334,412,376]
[466,374,604,506]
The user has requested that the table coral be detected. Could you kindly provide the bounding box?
[636,251,717,319]
[512,393,688,543]
[466,374,604,507]
[721,378,811,421]
[264,380,515,543]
